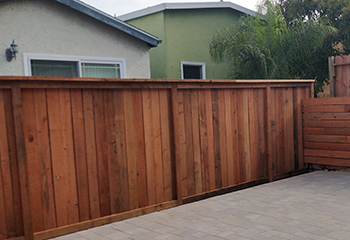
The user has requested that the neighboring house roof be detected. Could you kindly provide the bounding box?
[0,0,161,47]
[119,2,256,21]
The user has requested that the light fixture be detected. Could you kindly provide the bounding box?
[6,40,19,62]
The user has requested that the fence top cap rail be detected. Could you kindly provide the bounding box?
[0,76,315,84]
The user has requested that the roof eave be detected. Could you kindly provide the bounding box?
[56,0,160,47]
[119,2,256,21]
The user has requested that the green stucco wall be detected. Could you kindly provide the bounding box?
[127,8,242,79]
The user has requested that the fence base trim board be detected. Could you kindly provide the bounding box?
[33,200,177,240]
[272,169,309,181]
[183,178,269,204]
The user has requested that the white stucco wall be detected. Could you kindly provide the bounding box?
[0,0,151,78]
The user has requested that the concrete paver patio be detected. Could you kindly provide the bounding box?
[53,171,350,240]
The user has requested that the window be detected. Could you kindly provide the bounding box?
[181,61,206,79]
[23,53,126,78]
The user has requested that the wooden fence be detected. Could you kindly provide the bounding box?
[328,55,350,97]
[0,77,313,240]
[303,97,350,168]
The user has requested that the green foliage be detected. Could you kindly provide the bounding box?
[279,0,350,94]
[210,0,336,85]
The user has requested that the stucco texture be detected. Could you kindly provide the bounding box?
[0,0,151,78]
[127,8,242,79]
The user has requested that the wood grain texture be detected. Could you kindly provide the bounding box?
[22,90,45,232]
[123,90,139,210]
[171,85,182,204]
[82,90,101,219]
[132,90,148,208]
[159,90,173,202]
[93,90,111,216]
[71,89,90,222]
[3,90,23,237]
[0,90,10,239]
[0,78,313,238]
[11,85,34,239]
[302,97,350,168]
[113,90,130,212]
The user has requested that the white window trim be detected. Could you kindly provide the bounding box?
[180,61,206,79]
[23,53,127,78]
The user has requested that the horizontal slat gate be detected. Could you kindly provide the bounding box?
[303,97,350,168]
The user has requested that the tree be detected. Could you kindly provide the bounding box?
[278,0,350,93]
[210,0,336,83]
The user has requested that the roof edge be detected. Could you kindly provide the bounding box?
[0,0,161,47]
[56,0,161,47]
[119,2,256,21]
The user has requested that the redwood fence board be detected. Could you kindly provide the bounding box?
[0,77,313,240]
[303,97,350,168]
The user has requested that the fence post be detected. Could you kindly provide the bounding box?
[171,84,182,205]
[266,84,274,182]
[11,84,34,240]
[328,56,335,97]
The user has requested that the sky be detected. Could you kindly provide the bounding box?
[81,0,261,17]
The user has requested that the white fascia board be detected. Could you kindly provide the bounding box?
[119,2,256,21]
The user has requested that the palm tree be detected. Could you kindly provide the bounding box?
[209,0,336,79]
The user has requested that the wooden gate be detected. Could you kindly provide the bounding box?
[329,55,350,97]
[303,97,350,168]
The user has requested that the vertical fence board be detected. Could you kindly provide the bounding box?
[205,89,215,191]
[230,90,240,184]
[177,90,188,197]
[0,90,10,239]
[159,90,173,202]
[71,89,90,222]
[22,90,45,232]
[104,90,119,214]
[0,163,7,240]
[47,89,68,225]
[212,90,222,189]
[94,90,111,216]
[113,90,130,212]
[285,88,295,172]
[248,89,258,180]
[59,89,79,224]
[82,90,101,219]
[33,89,56,230]
[183,90,195,196]
[198,91,209,192]
[12,85,33,239]
[3,90,23,237]
[218,90,228,188]
[191,90,202,194]
[236,89,251,182]
[151,90,165,204]
[142,89,157,204]
[171,85,182,204]
[123,90,139,210]
[224,90,235,186]
[132,90,148,208]
[257,89,267,179]
[266,85,274,181]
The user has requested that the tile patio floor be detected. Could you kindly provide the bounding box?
[52,170,350,240]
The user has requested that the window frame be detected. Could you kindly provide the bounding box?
[23,53,127,78]
[180,61,206,79]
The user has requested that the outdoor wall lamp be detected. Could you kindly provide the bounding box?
[6,40,19,62]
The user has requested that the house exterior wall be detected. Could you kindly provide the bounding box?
[0,0,151,78]
[127,8,242,79]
